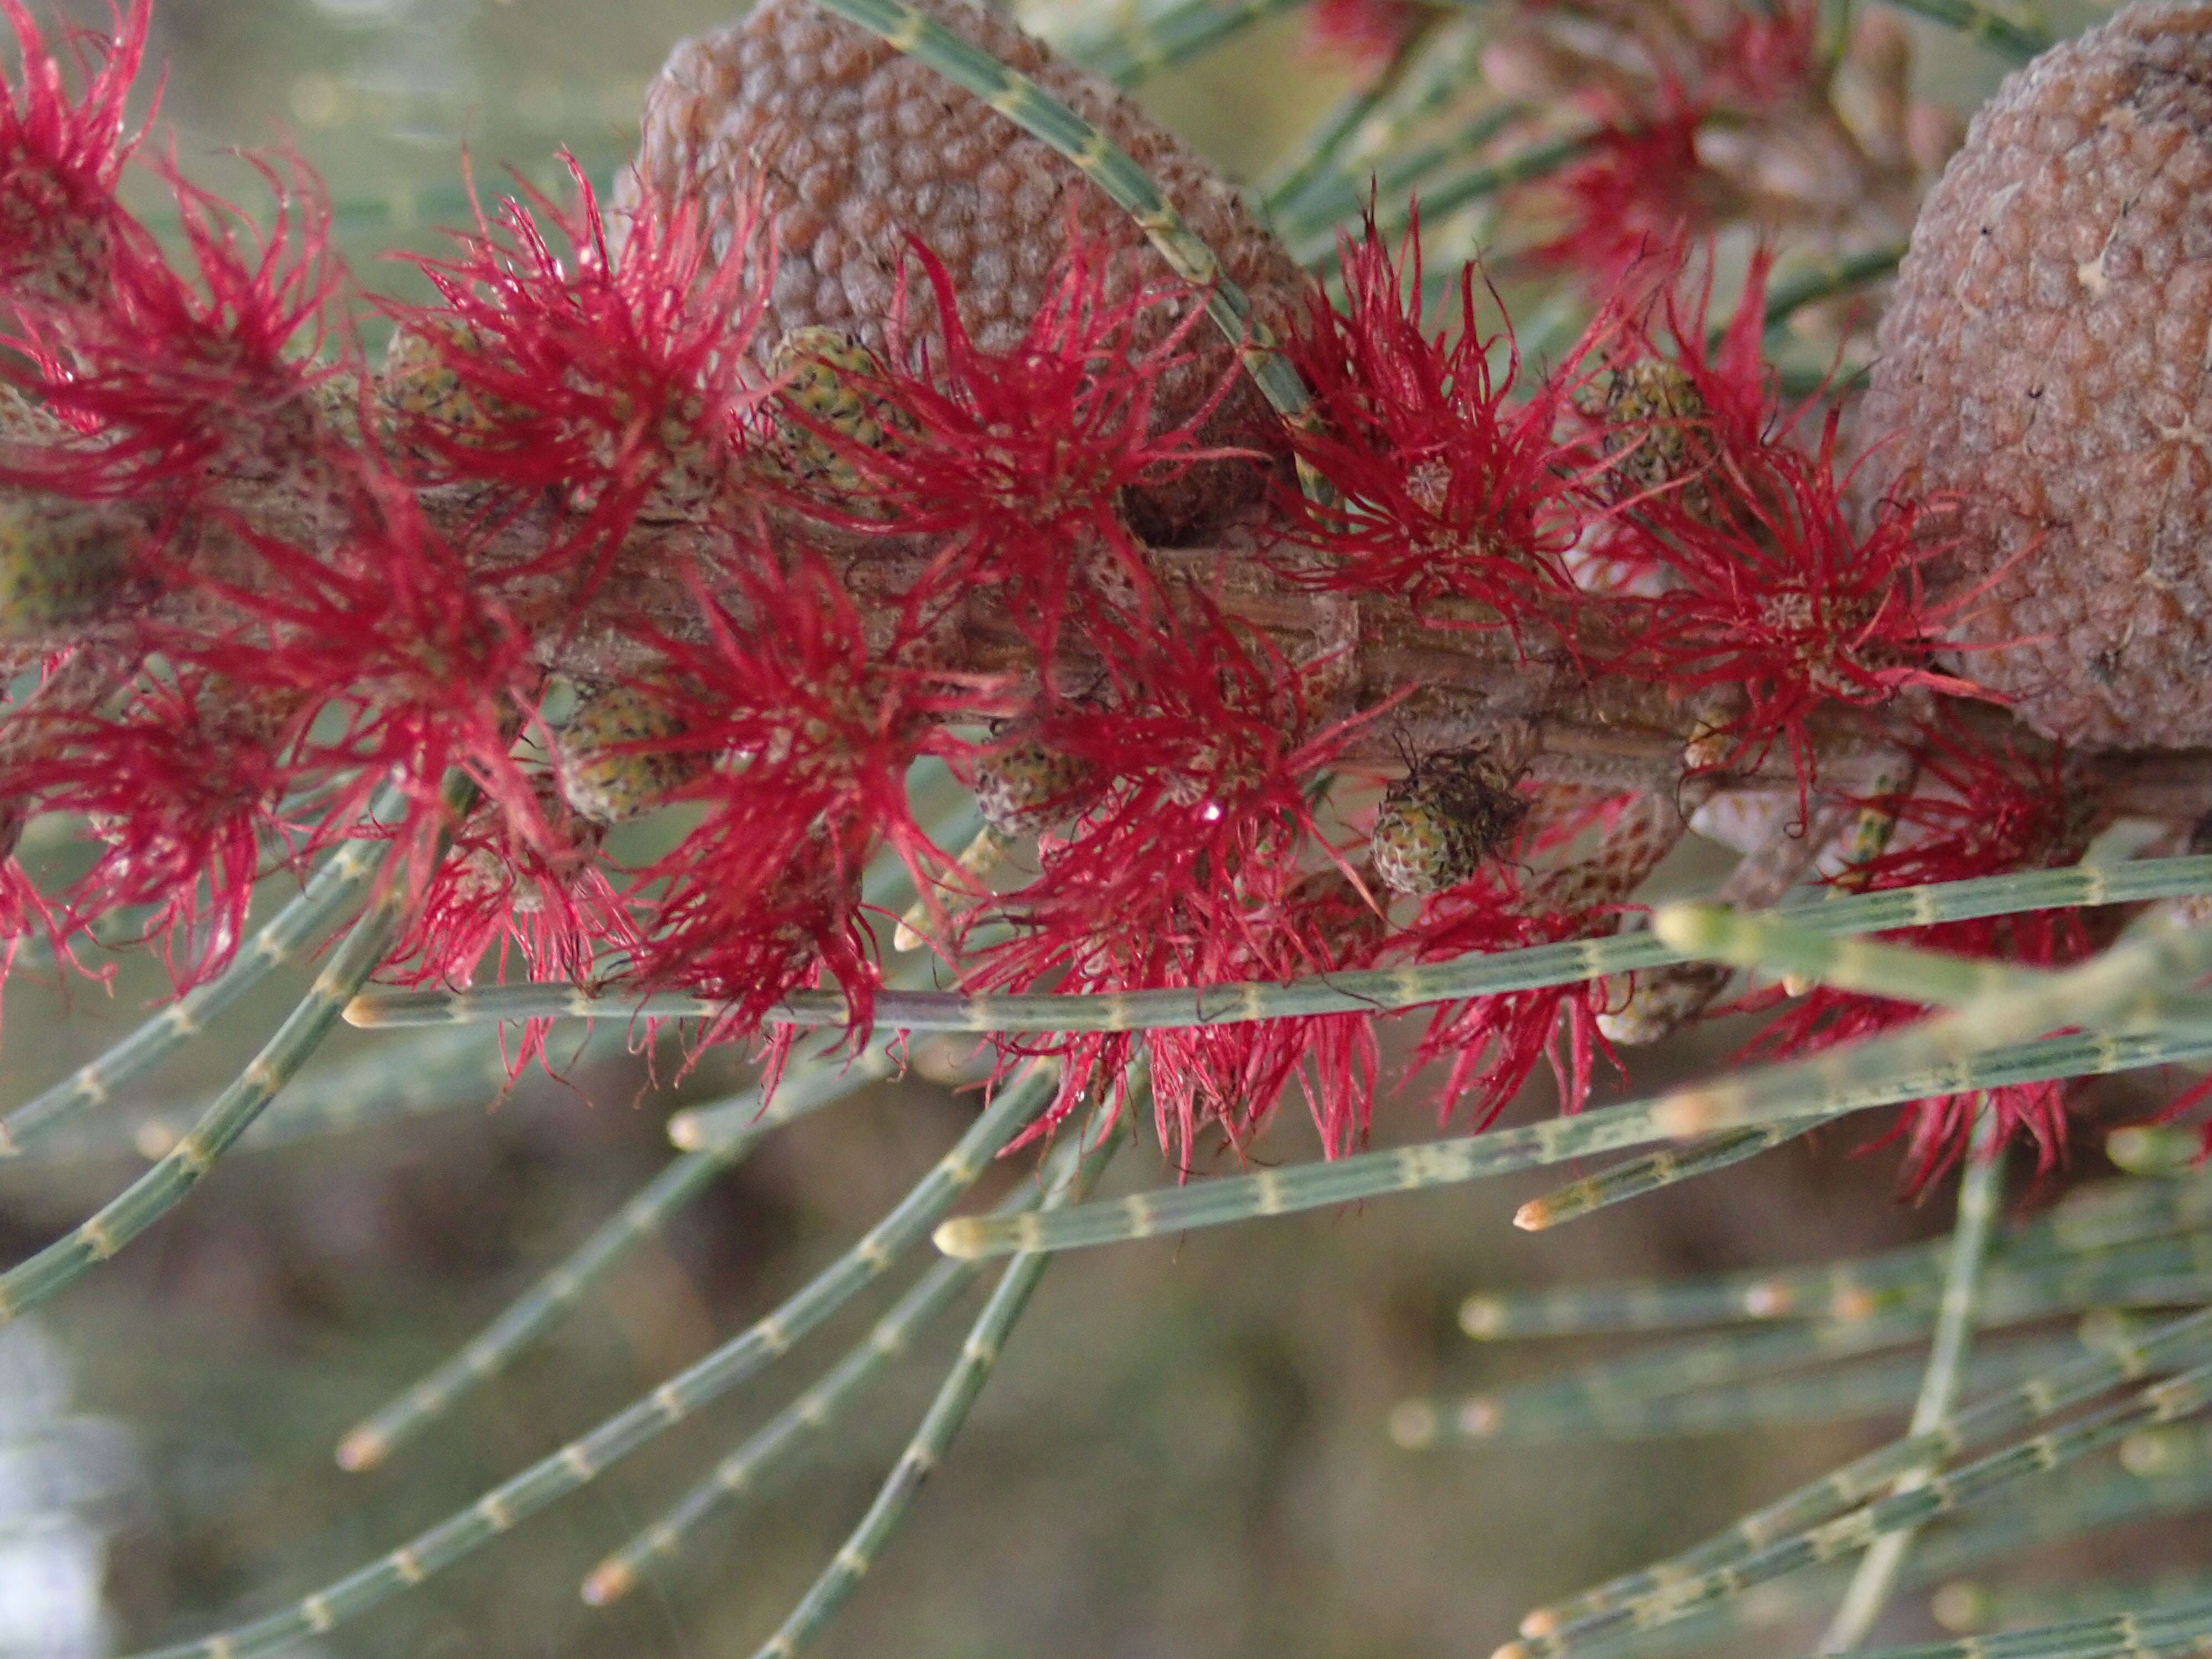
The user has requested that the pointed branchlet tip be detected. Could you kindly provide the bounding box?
[1493,1637,1535,1659]
[341,995,380,1027]
[334,1425,386,1473]
[581,1559,636,1607]
[1517,1609,1564,1640]
[666,1107,714,1151]
[1929,1582,1990,1635]
[1457,1295,1505,1338]
[2106,1122,2201,1176]
[1511,1197,1556,1232]
[1739,1280,1795,1318]
[932,1218,986,1259]
[1646,901,1720,954]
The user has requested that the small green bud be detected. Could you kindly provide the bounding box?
[555,685,709,825]
[1370,749,1528,896]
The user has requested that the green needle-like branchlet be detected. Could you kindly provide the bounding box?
[121,1059,1064,1659]
[1267,15,1495,222]
[1848,1595,2212,1659]
[578,1130,1105,1606]
[1067,0,1303,84]
[1296,127,1604,271]
[2,795,409,1154]
[343,857,2212,1035]
[0,832,420,1326]
[1512,1120,1829,1231]
[932,1023,2212,1259]
[1823,1103,2007,1651]
[1391,1342,2077,1446]
[747,1120,1121,1659]
[1650,925,2212,1142]
[1873,0,2052,61]
[334,1046,899,1472]
[1510,1305,2212,1653]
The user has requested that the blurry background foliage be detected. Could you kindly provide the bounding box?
[3,2,2200,1658]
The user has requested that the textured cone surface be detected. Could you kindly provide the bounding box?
[1369,750,1528,896]
[557,686,710,825]
[1864,1,2212,747]
[629,0,1303,536]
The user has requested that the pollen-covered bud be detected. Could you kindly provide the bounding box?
[555,685,711,825]
[972,733,1096,838]
[1369,748,1529,896]
[0,492,140,642]
[758,326,904,500]
[1864,1,2212,747]
[377,322,512,452]
[1595,360,1712,503]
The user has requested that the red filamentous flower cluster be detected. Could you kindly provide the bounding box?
[0,0,2150,1183]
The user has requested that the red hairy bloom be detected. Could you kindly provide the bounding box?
[960,616,1378,1151]
[1282,215,1597,630]
[0,0,147,310]
[1531,108,1736,303]
[1,670,302,988]
[1732,732,2096,1191]
[8,154,349,504]
[388,787,629,992]
[807,234,1244,663]
[395,157,769,545]
[1305,0,1420,76]
[614,555,988,1034]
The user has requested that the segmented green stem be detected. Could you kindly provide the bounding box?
[1475,1311,1941,1410]
[1508,1359,2212,1658]
[1871,0,2051,61]
[580,1133,1097,1606]
[1650,904,2049,1008]
[335,1046,899,1472]
[0,834,421,1326]
[1068,0,1303,84]
[1393,1342,2074,1446]
[1822,1102,2006,1652]
[933,1025,2212,1259]
[1650,925,2212,1141]
[3,827,394,1154]
[794,0,1313,423]
[748,1122,1120,1659]
[1707,243,1907,349]
[1509,1306,2212,1653]
[1268,14,1494,221]
[0,1025,515,1166]
[1513,1119,1829,1231]
[1852,1597,2212,1659]
[1278,101,1530,241]
[121,1060,1062,1659]
[1936,1581,2212,1638]
[1470,1173,2212,1338]
[345,857,2212,1036]
[1297,126,1603,270]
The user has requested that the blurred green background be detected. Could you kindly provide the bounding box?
[1,3,2195,1657]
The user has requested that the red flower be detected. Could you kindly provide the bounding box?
[1281,215,1600,633]
[1530,108,1736,304]
[1730,731,2096,1191]
[0,0,147,310]
[795,233,1246,667]
[1305,0,1420,77]
[1,670,304,988]
[394,156,770,548]
[612,554,990,1036]
[8,153,352,507]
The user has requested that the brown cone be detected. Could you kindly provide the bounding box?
[628,0,1305,540]
[1862,1,2212,748]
